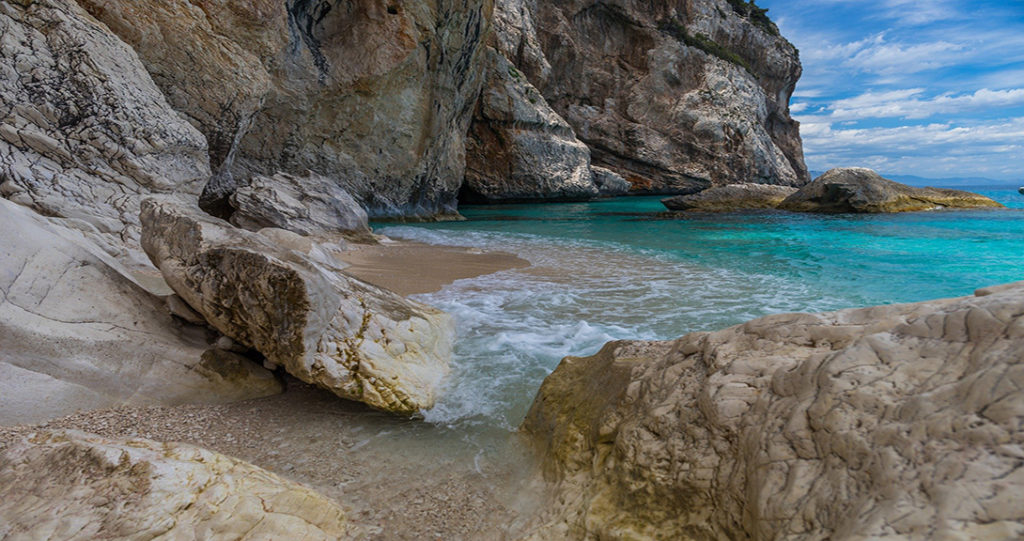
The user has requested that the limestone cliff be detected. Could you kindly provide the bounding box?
[78,0,493,218]
[0,0,210,268]
[493,0,808,195]
[463,47,599,202]
[523,282,1024,539]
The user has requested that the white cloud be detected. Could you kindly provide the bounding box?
[799,117,1024,180]
[844,40,965,74]
[813,88,1024,121]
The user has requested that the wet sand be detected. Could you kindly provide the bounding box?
[337,239,531,296]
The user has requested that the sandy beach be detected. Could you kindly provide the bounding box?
[337,239,531,296]
[0,238,544,539]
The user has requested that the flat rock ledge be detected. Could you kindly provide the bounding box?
[779,167,1004,213]
[140,198,455,415]
[0,430,346,540]
[662,183,798,211]
[522,281,1024,540]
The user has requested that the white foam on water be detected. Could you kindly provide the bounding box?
[380,226,849,430]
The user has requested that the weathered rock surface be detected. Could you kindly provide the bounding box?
[141,198,455,414]
[229,171,372,241]
[0,430,347,540]
[662,182,797,211]
[0,198,281,426]
[0,0,209,267]
[494,0,809,194]
[464,47,598,203]
[523,281,1024,540]
[591,166,632,197]
[78,0,492,219]
[780,167,1004,213]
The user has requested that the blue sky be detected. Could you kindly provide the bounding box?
[757,0,1024,182]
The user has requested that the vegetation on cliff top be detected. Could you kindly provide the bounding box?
[727,0,780,36]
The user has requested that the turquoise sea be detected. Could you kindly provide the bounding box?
[375,187,1024,435]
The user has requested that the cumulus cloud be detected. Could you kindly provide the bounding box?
[798,118,1024,179]
[762,0,1023,180]
[816,88,1024,120]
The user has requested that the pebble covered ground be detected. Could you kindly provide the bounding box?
[0,377,548,540]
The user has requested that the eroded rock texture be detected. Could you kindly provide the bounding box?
[78,0,493,219]
[494,0,808,194]
[229,171,372,240]
[662,182,797,211]
[464,47,598,203]
[0,198,281,426]
[524,282,1024,540]
[141,198,455,414]
[0,430,347,540]
[0,0,209,267]
[780,167,1004,213]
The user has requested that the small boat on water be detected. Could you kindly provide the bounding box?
[1019,186,1024,195]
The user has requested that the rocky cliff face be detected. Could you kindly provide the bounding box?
[523,282,1024,539]
[0,0,210,267]
[78,0,493,218]
[492,0,808,195]
[463,47,599,202]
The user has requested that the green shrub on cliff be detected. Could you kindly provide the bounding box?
[658,18,753,74]
[727,0,780,36]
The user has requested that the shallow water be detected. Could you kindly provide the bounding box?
[378,187,1024,431]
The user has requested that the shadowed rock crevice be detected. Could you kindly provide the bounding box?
[287,0,336,81]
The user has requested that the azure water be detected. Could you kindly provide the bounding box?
[376,187,1024,436]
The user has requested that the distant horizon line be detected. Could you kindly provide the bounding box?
[807,170,1022,187]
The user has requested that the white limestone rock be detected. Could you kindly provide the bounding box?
[0,430,347,540]
[591,166,631,197]
[0,198,281,426]
[524,281,1024,540]
[463,47,599,203]
[229,171,372,240]
[0,0,209,268]
[141,198,454,415]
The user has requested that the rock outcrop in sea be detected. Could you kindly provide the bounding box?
[0,430,348,540]
[662,182,798,211]
[523,281,1024,539]
[779,167,1005,213]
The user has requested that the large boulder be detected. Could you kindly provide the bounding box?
[493,0,809,194]
[77,0,493,219]
[463,47,599,203]
[523,281,1024,539]
[229,171,373,241]
[0,430,347,540]
[591,166,632,197]
[662,182,798,211]
[780,167,1004,213]
[0,198,281,426]
[140,198,455,414]
[0,0,210,268]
